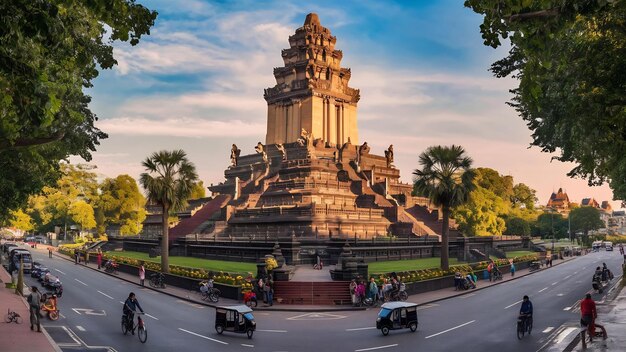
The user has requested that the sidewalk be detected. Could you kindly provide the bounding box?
[0,261,61,352]
[49,247,577,312]
[564,282,626,352]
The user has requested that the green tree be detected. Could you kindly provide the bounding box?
[570,206,604,236]
[68,200,96,231]
[535,212,568,239]
[413,145,475,270]
[9,209,34,233]
[453,187,508,236]
[96,175,147,236]
[465,0,626,199]
[511,183,537,210]
[503,216,531,236]
[189,181,207,200]
[140,150,198,273]
[0,0,157,223]
[474,168,514,200]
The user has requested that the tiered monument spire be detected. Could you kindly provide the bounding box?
[264,13,360,146]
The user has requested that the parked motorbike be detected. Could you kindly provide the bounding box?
[592,274,607,294]
[529,261,541,272]
[199,279,220,303]
[149,272,166,289]
[243,291,257,307]
[104,260,119,274]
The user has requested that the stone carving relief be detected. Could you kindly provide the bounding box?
[357,141,370,166]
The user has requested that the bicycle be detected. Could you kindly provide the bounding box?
[121,312,147,343]
[149,273,166,289]
[517,315,532,340]
[199,280,220,303]
[5,309,23,324]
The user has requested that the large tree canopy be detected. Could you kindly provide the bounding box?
[465,0,626,200]
[0,0,157,222]
[96,174,146,235]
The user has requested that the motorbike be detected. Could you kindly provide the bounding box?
[385,283,408,302]
[243,291,257,307]
[40,293,60,320]
[592,274,608,294]
[104,260,119,274]
[459,278,476,290]
[529,261,541,272]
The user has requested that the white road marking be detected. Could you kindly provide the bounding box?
[257,329,288,333]
[574,271,578,274]
[564,275,572,280]
[76,326,85,331]
[557,293,564,297]
[355,344,398,352]
[287,312,346,320]
[418,303,439,310]
[563,307,572,311]
[119,301,124,304]
[241,344,254,348]
[505,300,522,309]
[551,281,559,285]
[346,327,376,331]
[59,313,66,319]
[74,279,88,286]
[554,327,578,344]
[145,313,158,320]
[97,290,114,299]
[55,269,66,275]
[575,280,583,283]
[178,328,228,345]
[459,293,475,299]
[542,327,554,333]
[538,287,548,293]
[425,320,476,339]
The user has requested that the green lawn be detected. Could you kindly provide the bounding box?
[368,257,463,274]
[108,251,257,274]
[505,251,538,258]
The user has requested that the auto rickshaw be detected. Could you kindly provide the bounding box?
[214,305,256,339]
[376,302,418,336]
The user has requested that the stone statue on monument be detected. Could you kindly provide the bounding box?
[230,144,241,167]
[358,141,370,165]
[384,144,394,168]
[296,128,312,147]
[276,143,287,161]
[255,142,268,164]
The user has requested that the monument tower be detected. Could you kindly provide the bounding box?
[264,13,359,146]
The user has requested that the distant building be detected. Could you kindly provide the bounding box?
[601,201,613,213]
[547,188,571,213]
[610,211,626,229]
[581,198,600,208]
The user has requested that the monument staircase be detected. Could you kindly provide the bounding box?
[405,205,460,239]
[273,281,352,305]
[168,194,231,243]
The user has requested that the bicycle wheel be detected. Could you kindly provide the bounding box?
[149,278,157,288]
[527,319,533,335]
[399,291,408,301]
[138,326,147,343]
[5,314,12,323]
[200,291,209,301]
[121,317,128,335]
[517,322,524,340]
[15,315,23,324]
[49,311,59,321]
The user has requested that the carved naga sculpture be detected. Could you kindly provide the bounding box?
[230,144,241,167]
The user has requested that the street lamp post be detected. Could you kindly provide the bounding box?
[550,208,555,251]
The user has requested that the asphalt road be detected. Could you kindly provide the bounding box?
[23,247,624,352]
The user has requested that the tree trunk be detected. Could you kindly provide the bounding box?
[161,204,170,273]
[441,207,450,271]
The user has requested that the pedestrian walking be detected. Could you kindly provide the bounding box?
[266,279,274,306]
[27,286,42,332]
[263,277,271,304]
[349,279,357,306]
[96,250,102,269]
[487,261,494,282]
[139,262,145,286]
[74,249,78,264]
[549,258,553,267]
[48,247,53,258]
[510,263,516,277]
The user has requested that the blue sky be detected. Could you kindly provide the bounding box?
[81,0,618,207]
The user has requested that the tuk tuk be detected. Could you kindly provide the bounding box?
[215,305,256,339]
[376,302,418,336]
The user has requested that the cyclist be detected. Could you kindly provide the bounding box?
[519,295,533,329]
[123,292,144,335]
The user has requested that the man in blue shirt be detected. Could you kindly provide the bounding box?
[123,292,144,335]
[519,295,533,327]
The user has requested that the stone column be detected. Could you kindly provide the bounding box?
[326,99,331,144]
[322,99,327,141]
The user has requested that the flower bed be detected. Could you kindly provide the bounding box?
[373,253,539,284]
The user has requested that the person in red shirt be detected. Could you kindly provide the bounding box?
[580,293,607,342]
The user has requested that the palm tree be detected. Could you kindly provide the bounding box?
[413,145,475,270]
[140,150,198,273]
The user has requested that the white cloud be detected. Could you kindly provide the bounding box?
[97,117,264,138]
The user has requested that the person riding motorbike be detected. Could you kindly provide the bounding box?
[123,292,144,335]
[519,295,533,328]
